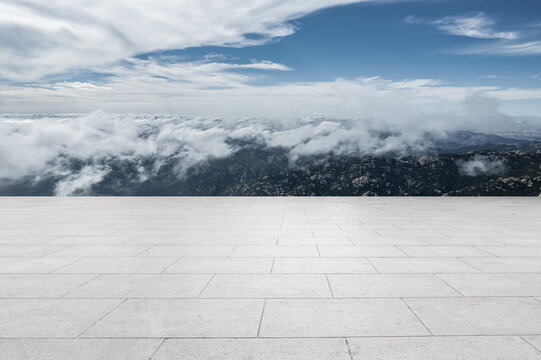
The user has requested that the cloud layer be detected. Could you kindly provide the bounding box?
[0,0,371,82]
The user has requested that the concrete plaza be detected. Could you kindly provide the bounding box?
[0,197,540,359]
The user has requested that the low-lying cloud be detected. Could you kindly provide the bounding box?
[456,155,507,176]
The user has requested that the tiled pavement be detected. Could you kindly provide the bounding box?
[0,197,540,359]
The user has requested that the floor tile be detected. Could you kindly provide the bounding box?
[230,246,319,257]
[399,246,493,257]
[405,297,541,335]
[369,258,479,273]
[438,274,541,296]
[259,298,429,337]
[139,246,234,257]
[476,246,541,257]
[328,274,460,297]
[278,237,352,245]
[47,245,150,257]
[200,274,331,298]
[83,299,264,337]
[65,274,212,298]
[272,258,377,273]
[0,274,96,298]
[460,258,541,273]
[54,257,177,273]
[0,257,81,273]
[165,258,273,273]
[319,246,407,257]
[152,338,351,360]
[0,245,65,256]
[348,336,541,360]
[0,339,161,360]
[0,299,121,337]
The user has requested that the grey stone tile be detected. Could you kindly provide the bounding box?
[348,336,541,360]
[476,246,541,257]
[460,258,541,273]
[65,274,212,298]
[405,297,541,335]
[350,237,429,245]
[48,245,150,257]
[54,257,177,273]
[0,299,121,337]
[166,258,273,273]
[0,245,65,256]
[230,246,319,257]
[319,246,407,257]
[421,237,503,246]
[199,236,278,245]
[438,274,541,296]
[139,245,234,257]
[200,274,331,298]
[259,299,429,337]
[153,338,351,360]
[370,258,479,273]
[45,236,133,245]
[0,339,161,360]
[278,237,353,245]
[0,257,81,273]
[83,299,264,337]
[272,258,377,274]
[399,246,493,257]
[121,236,204,245]
[328,274,460,297]
[0,274,97,298]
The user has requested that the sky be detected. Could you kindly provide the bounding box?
[1,0,540,118]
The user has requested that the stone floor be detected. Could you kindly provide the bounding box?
[0,197,540,359]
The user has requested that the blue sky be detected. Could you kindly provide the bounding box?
[152,0,541,87]
[0,0,540,119]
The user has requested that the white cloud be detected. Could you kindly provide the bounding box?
[406,12,518,39]
[0,0,371,82]
[459,41,541,56]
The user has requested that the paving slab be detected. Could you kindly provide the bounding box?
[476,246,541,257]
[398,245,494,257]
[83,299,264,337]
[152,338,351,360]
[460,257,541,273]
[272,257,377,273]
[259,298,429,337]
[318,245,407,257]
[348,336,541,360]
[230,246,319,257]
[0,339,161,360]
[139,245,234,257]
[0,274,97,298]
[54,257,177,273]
[438,274,541,296]
[47,245,151,257]
[64,274,212,298]
[328,274,460,297]
[200,274,332,298]
[405,297,541,335]
[369,258,480,273]
[0,245,66,256]
[165,258,273,273]
[0,299,121,338]
[0,257,81,273]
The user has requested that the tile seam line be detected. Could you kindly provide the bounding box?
[76,298,128,338]
[519,335,541,353]
[400,297,434,336]
[148,338,166,360]
[256,299,267,338]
